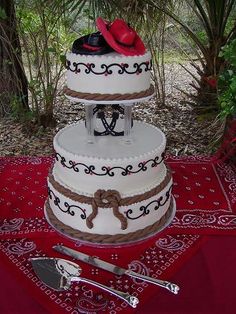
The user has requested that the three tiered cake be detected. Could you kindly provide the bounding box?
[45,18,175,245]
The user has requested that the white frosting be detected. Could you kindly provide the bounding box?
[53,121,166,195]
[66,51,151,95]
[48,177,172,235]
[46,50,173,241]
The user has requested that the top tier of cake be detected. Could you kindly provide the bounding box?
[64,51,154,103]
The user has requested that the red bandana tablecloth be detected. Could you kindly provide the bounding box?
[0,155,235,314]
[167,155,236,234]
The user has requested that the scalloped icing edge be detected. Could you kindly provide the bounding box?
[66,50,151,61]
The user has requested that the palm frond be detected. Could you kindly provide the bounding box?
[150,1,208,58]
[191,0,213,40]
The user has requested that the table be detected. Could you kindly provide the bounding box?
[0,236,235,314]
[0,155,236,313]
[140,236,236,314]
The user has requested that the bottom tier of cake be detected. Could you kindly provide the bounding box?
[45,168,175,245]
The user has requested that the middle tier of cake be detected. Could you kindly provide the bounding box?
[46,121,174,244]
[53,120,167,196]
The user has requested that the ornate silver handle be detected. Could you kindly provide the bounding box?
[125,270,180,295]
[70,276,139,308]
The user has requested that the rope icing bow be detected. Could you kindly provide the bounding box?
[87,189,128,230]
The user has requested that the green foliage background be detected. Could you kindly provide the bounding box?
[218,39,236,118]
[1,0,235,130]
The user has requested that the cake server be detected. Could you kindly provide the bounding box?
[30,257,139,308]
[53,245,180,295]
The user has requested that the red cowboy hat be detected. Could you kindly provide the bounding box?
[96,17,146,56]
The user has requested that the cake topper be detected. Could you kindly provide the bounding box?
[96,17,146,56]
[72,31,113,55]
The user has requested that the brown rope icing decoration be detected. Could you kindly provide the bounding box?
[48,167,172,207]
[87,189,127,230]
[64,85,154,101]
[45,197,174,244]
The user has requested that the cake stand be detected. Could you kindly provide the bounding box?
[65,93,154,144]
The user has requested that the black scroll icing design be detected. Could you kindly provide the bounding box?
[55,152,165,177]
[65,60,152,75]
[48,187,86,219]
[125,185,172,220]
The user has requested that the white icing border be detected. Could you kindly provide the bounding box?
[66,51,151,61]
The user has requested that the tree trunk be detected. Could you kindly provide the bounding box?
[0,0,29,117]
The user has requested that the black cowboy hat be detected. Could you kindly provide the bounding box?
[72,31,114,55]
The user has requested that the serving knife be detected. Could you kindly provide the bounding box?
[53,244,180,295]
